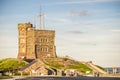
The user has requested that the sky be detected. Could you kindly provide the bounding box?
[0,0,120,67]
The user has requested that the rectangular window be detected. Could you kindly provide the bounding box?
[46,48,48,52]
[40,48,42,51]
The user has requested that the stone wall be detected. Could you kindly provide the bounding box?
[17,22,56,60]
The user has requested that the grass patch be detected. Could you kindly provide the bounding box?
[0,76,12,79]
[0,58,28,71]
[46,62,64,69]
[69,63,92,73]
[43,57,92,73]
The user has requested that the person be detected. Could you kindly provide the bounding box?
[94,72,97,77]
[97,72,99,77]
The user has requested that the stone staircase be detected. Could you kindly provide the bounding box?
[84,62,107,74]
[20,60,37,71]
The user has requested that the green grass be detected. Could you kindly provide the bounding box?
[69,63,92,73]
[43,57,92,73]
[46,63,64,69]
[0,76,12,79]
[0,58,28,71]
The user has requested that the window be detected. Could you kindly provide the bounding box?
[45,48,48,52]
[40,47,48,52]
[41,39,43,42]
[46,38,48,42]
[40,48,43,51]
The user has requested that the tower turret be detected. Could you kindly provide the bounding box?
[17,22,33,59]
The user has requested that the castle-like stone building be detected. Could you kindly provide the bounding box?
[17,9,107,76]
[17,10,56,60]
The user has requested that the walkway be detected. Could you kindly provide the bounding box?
[15,76,120,80]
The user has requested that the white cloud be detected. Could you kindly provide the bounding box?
[111,29,120,32]
[45,0,120,5]
[70,10,93,16]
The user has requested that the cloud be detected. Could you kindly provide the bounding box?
[45,15,70,23]
[111,29,120,32]
[77,42,97,46]
[70,10,93,16]
[88,0,120,2]
[68,30,84,34]
[45,0,120,5]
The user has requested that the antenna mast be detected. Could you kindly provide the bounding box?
[40,6,44,30]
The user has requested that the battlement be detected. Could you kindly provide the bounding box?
[18,22,33,28]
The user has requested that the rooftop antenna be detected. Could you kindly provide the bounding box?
[40,5,44,30]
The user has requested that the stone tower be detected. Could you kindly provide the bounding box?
[17,22,56,60]
[17,9,56,60]
[17,22,33,59]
